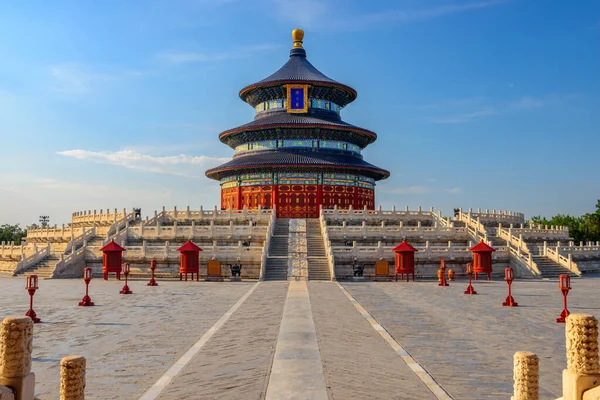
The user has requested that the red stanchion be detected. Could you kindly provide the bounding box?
[556,274,571,323]
[79,268,95,306]
[502,267,518,306]
[464,262,477,295]
[25,275,41,323]
[438,260,449,287]
[120,263,133,294]
[147,259,158,286]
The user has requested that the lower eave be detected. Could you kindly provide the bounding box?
[206,163,390,182]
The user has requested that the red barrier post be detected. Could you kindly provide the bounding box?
[502,267,518,306]
[438,260,449,287]
[464,262,477,295]
[556,274,571,323]
[120,263,132,294]
[25,275,41,323]
[147,259,158,286]
[79,268,95,306]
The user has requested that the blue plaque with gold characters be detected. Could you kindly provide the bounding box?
[286,84,309,113]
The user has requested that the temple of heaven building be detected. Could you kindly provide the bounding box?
[206,29,389,218]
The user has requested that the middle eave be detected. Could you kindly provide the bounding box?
[219,112,377,149]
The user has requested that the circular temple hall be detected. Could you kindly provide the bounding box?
[206,29,389,218]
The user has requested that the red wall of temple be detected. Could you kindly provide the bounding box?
[220,185,374,218]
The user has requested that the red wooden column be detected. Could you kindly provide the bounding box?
[100,240,126,280]
[470,240,496,281]
[393,240,418,282]
[177,240,202,281]
[236,186,242,210]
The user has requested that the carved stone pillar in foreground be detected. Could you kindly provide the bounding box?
[563,313,600,400]
[0,316,35,400]
[512,351,539,400]
[60,356,86,400]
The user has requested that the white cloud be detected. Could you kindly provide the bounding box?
[270,0,329,28]
[157,44,281,65]
[432,107,497,124]
[509,96,545,110]
[50,66,96,93]
[273,0,512,32]
[446,187,463,194]
[49,65,149,94]
[57,149,229,177]
[380,186,433,195]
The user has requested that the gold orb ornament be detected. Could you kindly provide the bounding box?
[292,28,304,48]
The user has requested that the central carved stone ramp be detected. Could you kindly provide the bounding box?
[264,218,290,281]
[531,255,579,278]
[306,219,331,280]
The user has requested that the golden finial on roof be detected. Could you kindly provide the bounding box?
[292,28,304,48]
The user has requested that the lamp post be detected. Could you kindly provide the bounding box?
[438,260,449,287]
[464,262,477,295]
[79,268,95,306]
[556,274,571,323]
[147,259,158,286]
[502,267,518,306]
[25,275,41,323]
[120,263,132,294]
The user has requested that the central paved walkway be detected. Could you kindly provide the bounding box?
[265,280,328,400]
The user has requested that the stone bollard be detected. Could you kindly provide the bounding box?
[512,351,539,400]
[563,314,600,400]
[0,317,35,400]
[60,356,85,400]
[0,385,15,399]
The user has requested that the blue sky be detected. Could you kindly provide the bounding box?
[0,0,599,226]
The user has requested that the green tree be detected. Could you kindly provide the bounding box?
[528,200,600,243]
[0,224,27,245]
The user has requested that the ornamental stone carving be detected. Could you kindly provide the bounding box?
[566,314,600,375]
[512,351,539,400]
[0,317,33,378]
[60,355,86,400]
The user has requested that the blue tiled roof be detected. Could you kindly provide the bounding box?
[219,111,376,140]
[205,149,389,181]
[258,48,340,84]
[239,48,357,104]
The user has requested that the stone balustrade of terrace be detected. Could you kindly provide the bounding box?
[70,208,133,226]
[322,205,438,224]
[457,207,525,227]
[326,220,469,246]
[145,205,273,225]
[328,240,510,279]
[127,220,268,241]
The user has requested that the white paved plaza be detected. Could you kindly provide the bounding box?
[1,276,599,399]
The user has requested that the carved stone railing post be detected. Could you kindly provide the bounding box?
[60,356,86,400]
[0,316,35,400]
[563,314,600,400]
[512,351,539,400]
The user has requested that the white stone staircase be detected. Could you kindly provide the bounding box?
[264,219,290,281]
[306,219,330,280]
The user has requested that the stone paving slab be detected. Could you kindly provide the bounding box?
[158,282,289,400]
[308,282,436,400]
[342,278,600,400]
[0,277,255,400]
